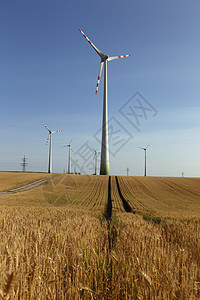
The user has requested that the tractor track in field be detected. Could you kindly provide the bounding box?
[104,176,112,220]
[115,176,135,213]
[0,176,55,195]
[104,176,135,221]
[104,176,135,254]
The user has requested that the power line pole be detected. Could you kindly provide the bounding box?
[126,167,129,176]
[21,155,28,172]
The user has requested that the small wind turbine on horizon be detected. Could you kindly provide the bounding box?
[139,145,149,177]
[42,122,62,173]
[93,148,100,175]
[78,27,131,175]
[61,139,73,174]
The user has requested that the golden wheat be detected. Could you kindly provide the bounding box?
[0,171,53,192]
[118,176,200,219]
[0,174,200,298]
[0,207,199,299]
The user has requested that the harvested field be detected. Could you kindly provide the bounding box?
[0,173,200,298]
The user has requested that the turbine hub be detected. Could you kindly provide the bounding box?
[101,55,109,62]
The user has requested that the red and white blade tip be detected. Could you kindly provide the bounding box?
[78,27,92,45]
[96,76,100,94]
[52,130,62,134]
[107,54,131,62]
[78,27,104,58]
[46,135,49,145]
[42,122,48,128]
[118,54,131,58]
[96,73,102,94]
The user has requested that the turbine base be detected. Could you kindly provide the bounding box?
[100,163,110,175]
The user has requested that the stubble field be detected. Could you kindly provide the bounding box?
[0,172,200,299]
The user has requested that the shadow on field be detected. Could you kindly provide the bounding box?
[115,176,135,213]
[104,176,112,220]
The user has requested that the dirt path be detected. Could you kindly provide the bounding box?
[0,177,54,195]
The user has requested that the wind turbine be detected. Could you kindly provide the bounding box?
[42,122,62,173]
[78,28,131,175]
[93,148,100,175]
[139,145,149,177]
[61,139,73,174]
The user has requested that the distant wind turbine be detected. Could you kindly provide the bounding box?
[139,145,149,177]
[78,28,131,175]
[42,122,62,173]
[61,139,73,174]
[93,148,100,175]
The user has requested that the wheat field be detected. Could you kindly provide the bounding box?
[0,171,52,192]
[0,173,200,299]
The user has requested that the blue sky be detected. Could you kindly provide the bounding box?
[0,0,199,176]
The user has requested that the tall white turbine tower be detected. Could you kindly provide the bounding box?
[42,122,62,173]
[61,139,73,174]
[78,28,131,175]
[139,145,149,177]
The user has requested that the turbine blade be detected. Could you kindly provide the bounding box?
[52,130,62,134]
[42,122,51,133]
[108,54,131,61]
[46,134,50,145]
[78,28,104,58]
[96,62,104,94]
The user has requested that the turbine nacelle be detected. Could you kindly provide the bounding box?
[42,122,62,145]
[139,145,150,151]
[101,54,109,62]
[61,139,73,149]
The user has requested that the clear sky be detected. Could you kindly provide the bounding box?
[0,0,199,176]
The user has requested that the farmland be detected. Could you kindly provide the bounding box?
[0,173,200,299]
[0,172,52,192]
